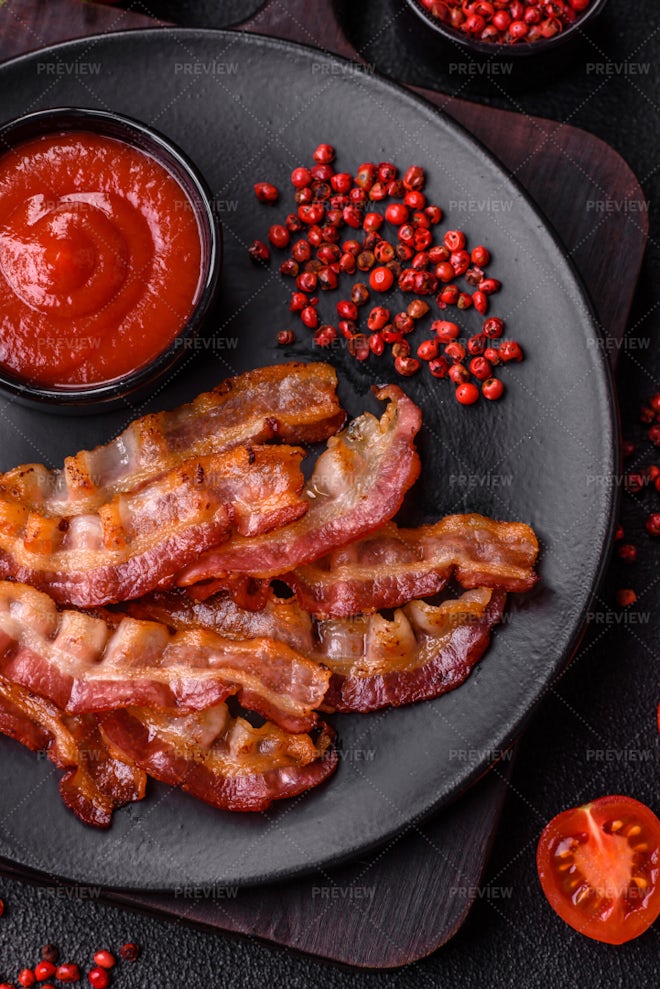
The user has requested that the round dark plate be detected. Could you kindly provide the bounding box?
[0,29,617,891]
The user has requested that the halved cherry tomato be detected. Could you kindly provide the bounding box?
[537,795,660,944]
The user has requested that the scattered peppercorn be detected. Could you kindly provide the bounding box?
[478,277,501,295]
[86,969,108,989]
[455,382,480,405]
[617,543,637,563]
[471,245,490,266]
[429,356,450,378]
[313,324,337,347]
[347,334,370,361]
[300,306,319,330]
[483,316,504,338]
[449,363,470,384]
[91,953,114,971]
[407,299,430,320]
[279,258,299,278]
[351,282,370,306]
[253,181,279,204]
[291,166,311,189]
[467,334,486,356]
[482,377,505,401]
[356,250,375,273]
[369,332,385,356]
[268,224,290,249]
[417,339,439,361]
[445,341,466,363]
[54,964,80,983]
[469,356,493,381]
[499,340,524,362]
[252,143,522,396]
[369,266,393,291]
[385,202,409,226]
[313,143,335,164]
[645,513,660,537]
[394,312,415,335]
[625,472,645,494]
[432,319,460,342]
[472,290,488,315]
[33,962,55,981]
[119,944,140,963]
[394,355,421,376]
[392,340,412,359]
[247,239,270,264]
[338,318,357,339]
[336,299,358,321]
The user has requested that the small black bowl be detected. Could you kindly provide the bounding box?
[0,107,222,413]
[405,0,609,61]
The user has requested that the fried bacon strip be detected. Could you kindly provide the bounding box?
[181,514,539,616]
[0,675,146,828]
[285,514,539,616]
[130,585,507,713]
[0,362,345,516]
[318,588,506,712]
[128,588,314,654]
[0,582,330,733]
[100,705,337,813]
[0,677,336,823]
[0,445,307,607]
[177,385,422,586]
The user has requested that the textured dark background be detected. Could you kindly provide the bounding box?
[0,1,658,986]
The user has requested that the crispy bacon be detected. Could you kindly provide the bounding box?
[0,675,146,828]
[100,705,337,813]
[319,588,507,712]
[0,676,335,822]
[0,445,307,607]
[128,588,314,654]
[0,582,330,733]
[177,385,422,586]
[185,575,271,610]
[130,585,507,713]
[0,363,345,516]
[285,514,539,616]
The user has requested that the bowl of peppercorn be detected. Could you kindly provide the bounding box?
[406,0,609,58]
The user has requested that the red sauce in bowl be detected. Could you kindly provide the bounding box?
[0,131,204,387]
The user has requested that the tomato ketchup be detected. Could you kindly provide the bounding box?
[0,131,203,386]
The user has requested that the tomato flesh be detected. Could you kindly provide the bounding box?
[537,795,660,944]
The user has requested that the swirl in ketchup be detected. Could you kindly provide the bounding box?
[0,131,204,387]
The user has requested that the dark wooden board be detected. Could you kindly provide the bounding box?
[0,0,647,968]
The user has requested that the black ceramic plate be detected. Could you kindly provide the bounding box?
[0,29,616,890]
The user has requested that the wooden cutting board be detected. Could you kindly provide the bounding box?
[0,0,647,968]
